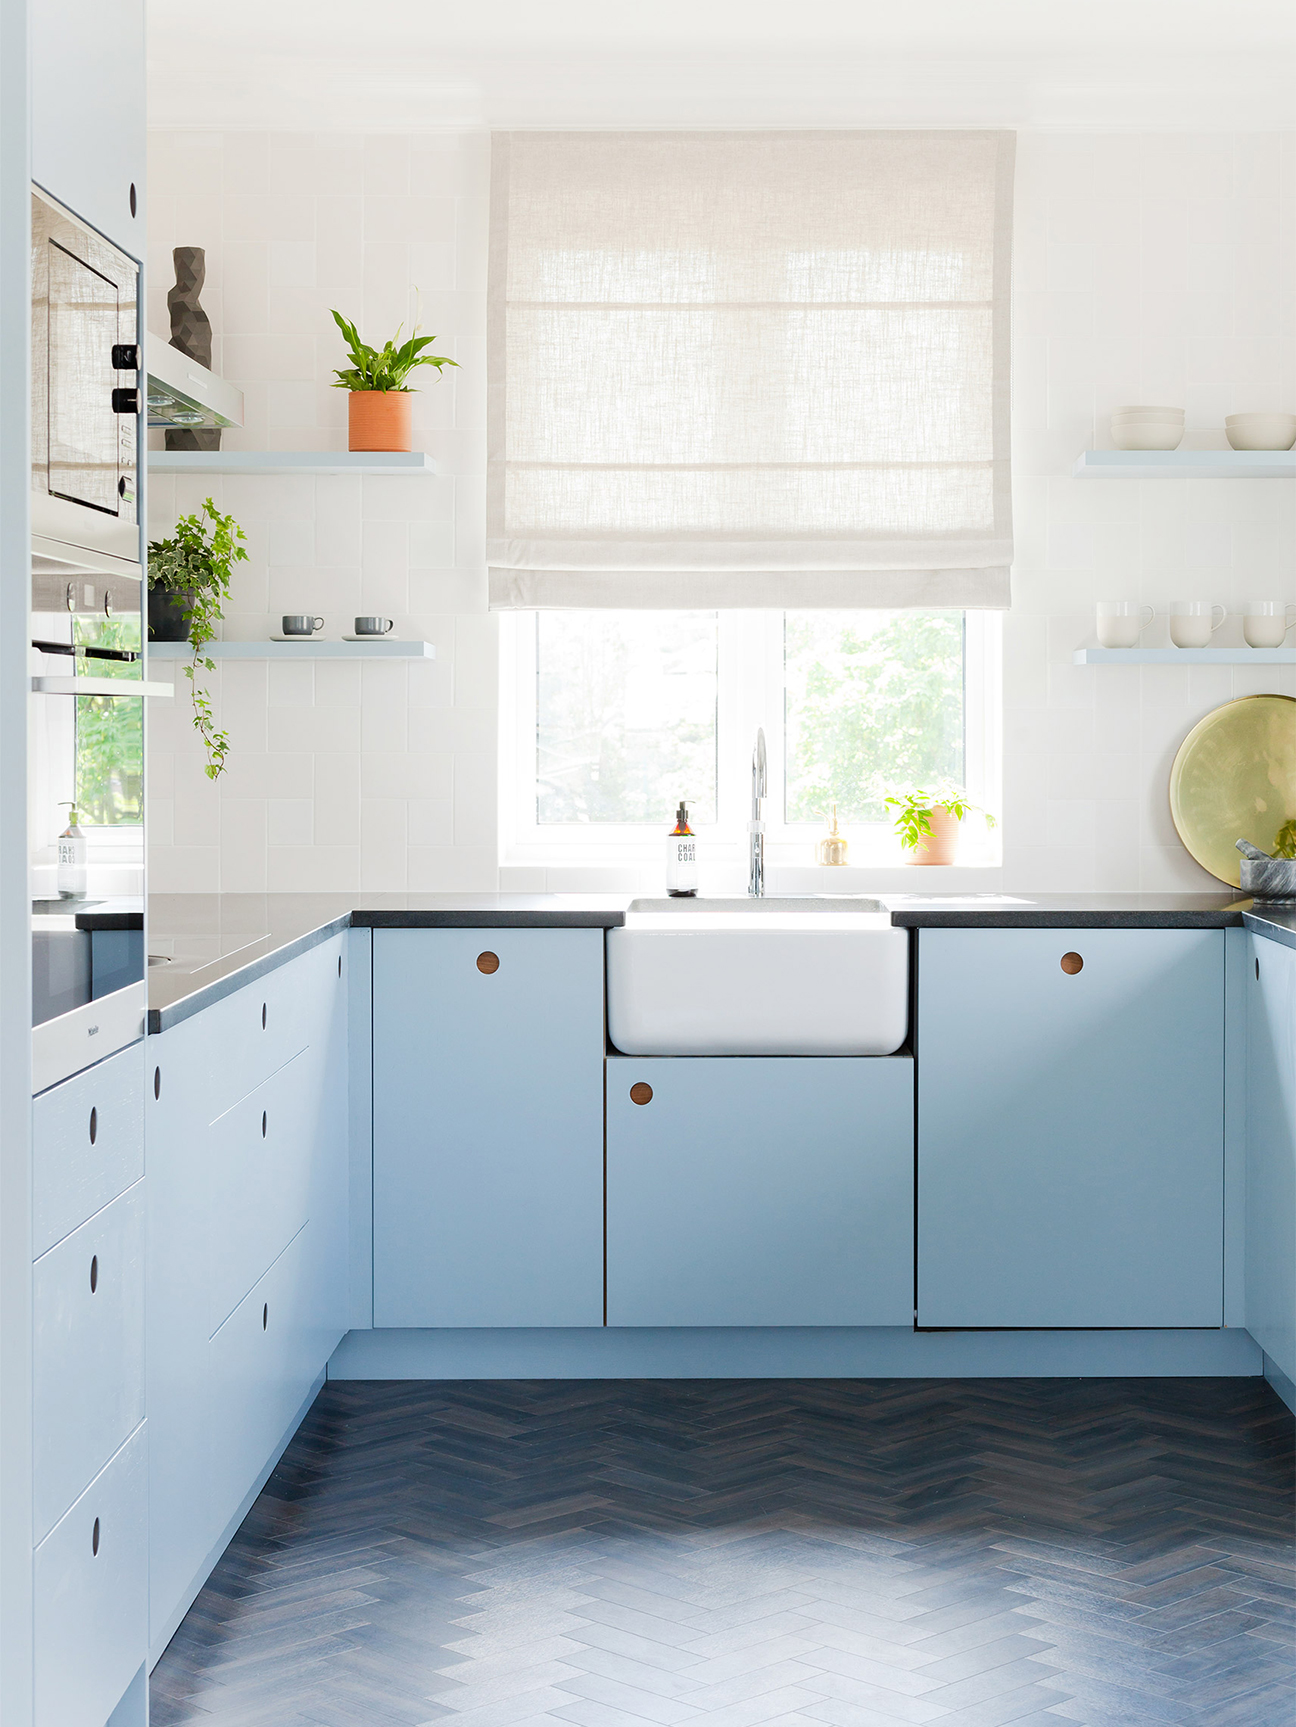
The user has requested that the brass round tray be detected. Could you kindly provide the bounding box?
[1169,693,1296,886]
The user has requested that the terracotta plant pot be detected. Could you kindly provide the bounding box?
[909,804,962,865]
[348,390,412,452]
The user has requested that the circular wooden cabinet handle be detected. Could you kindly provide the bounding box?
[477,951,500,975]
[92,1516,100,1556]
[630,1082,654,1106]
[1060,952,1084,975]
[90,1254,98,1295]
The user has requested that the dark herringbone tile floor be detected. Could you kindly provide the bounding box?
[151,1378,1294,1727]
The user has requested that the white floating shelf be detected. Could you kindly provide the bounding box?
[31,676,174,696]
[1074,647,1296,665]
[1073,449,1296,479]
[148,450,436,477]
[147,640,435,660]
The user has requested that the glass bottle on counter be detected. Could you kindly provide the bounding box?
[57,803,87,899]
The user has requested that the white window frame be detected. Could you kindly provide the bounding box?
[500,610,1002,870]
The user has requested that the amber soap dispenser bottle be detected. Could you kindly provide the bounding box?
[666,802,698,897]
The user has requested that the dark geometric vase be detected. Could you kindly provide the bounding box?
[148,586,193,642]
[165,246,221,453]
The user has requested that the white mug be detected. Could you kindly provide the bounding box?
[1096,601,1154,649]
[1170,601,1226,649]
[1243,601,1296,650]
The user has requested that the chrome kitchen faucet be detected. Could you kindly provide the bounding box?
[749,727,767,897]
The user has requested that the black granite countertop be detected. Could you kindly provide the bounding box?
[884,891,1248,928]
[1242,903,1296,952]
[146,893,630,1029]
[147,888,1296,1031]
[32,895,144,931]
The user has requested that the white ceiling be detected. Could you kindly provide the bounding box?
[148,0,1296,132]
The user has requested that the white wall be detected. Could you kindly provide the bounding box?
[147,128,1295,896]
[146,132,495,892]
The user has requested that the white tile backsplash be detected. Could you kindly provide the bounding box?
[148,127,1294,895]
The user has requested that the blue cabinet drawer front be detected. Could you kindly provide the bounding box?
[373,928,605,1327]
[199,933,346,1122]
[207,1048,319,1336]
[33,1183,145,1543]
[1246,936,1296,1382]
[207,1225,320,1540]
[607,1056,915,1327]
[32,1042,144,1257]
[917,928,1225,1328]
[34,1421,147,1727]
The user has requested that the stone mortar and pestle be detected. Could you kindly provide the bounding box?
[1236,838,1296,902]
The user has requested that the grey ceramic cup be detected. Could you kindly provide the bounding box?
[354,616,394,636]
[282,614,324,636]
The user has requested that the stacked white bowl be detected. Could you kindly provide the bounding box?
[1225,412,1296,452]
[1110,406,1185,451]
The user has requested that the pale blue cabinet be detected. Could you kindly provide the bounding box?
[1246,936,1296,1384]
[32,0,146,251]
[372,929,604,1327]
[30,1041,148,1727]
[33,1423,147,1727]
[147,932,349,1661]
[607,1056,914,1327]
[917,928,1225,1329]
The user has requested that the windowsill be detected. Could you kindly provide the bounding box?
[499,858,1005,896]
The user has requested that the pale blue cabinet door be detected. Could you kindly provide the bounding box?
[1246,936,1296,1382]
[146,1013,217,1652]
[372,929,605,1327]
[917,928,1225,1328]
[607,1056,915,1327]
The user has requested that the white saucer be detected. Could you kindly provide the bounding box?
[342,633,399,643]
[270,633,323,642]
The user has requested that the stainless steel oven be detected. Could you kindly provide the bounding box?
[31,187,142,572]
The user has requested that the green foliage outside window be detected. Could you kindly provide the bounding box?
[74,616,143,827]
[784,612,964,825]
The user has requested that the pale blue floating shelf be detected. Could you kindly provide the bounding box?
[147,640,435,660]
[1073,449,1296,479]
[1074,647,1296,665]
[147,450,437,477]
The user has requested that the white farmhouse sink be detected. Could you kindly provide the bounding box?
[606,897,909,1056]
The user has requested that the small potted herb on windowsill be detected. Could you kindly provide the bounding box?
[147,498,247,780]
[885,786,996,865]
[330,309,458,452]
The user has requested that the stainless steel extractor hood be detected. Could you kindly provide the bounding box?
[146,337,244,431]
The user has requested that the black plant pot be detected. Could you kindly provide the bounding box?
[148,587,193,642]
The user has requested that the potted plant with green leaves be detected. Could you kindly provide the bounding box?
[885,785,996,865]
[329,309,458,453]
[148,497,247,780]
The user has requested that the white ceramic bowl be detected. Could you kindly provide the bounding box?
[1111,421,1185,451]
[1112,411,1186,424]
[1224,413,1296,452]
[1112,405,1185,421]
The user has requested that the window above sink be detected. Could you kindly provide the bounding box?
[500,608,1002,870]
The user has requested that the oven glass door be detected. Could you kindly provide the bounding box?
[47,239,124,516]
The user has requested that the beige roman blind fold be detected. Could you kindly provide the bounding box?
[488,131,1015,610]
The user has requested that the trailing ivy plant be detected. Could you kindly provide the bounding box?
[884,785,997,853]
[148,498,247,779]
[329,309,458,391]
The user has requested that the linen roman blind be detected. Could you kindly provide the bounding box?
[488,131,1015,610]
